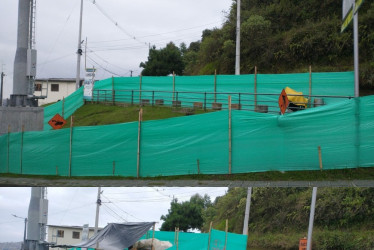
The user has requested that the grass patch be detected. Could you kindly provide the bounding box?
[63,103,211,127]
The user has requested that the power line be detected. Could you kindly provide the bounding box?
[86,54,123,77]
[88,21,221,45]
[101,194,144,222]
[88,0,148,47]
[101,203,127,222]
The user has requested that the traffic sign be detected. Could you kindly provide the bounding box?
[341,0,365,32]
[48,113,67,129]
[278,89,289,115]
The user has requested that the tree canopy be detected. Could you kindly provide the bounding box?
[139,42,184,76]
[140,1,374,88]
[160,194,211,232]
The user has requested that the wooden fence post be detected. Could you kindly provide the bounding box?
[7,125,10,173]
[224,219,228,250]
[173,71,175,101]
[69,116,74,177]
[20,125,24,174]
[112,76,115,105]
[207,221,213,250]
[139,74,142,106]
[62,97,65,118]
[197,159,200,174]
[214,69,217,103]
[254,66,257,110]
[308,65,312,108]
[318,146,323,170]
[137,108,143,178]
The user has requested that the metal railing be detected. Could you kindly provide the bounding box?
[92,89,353,114]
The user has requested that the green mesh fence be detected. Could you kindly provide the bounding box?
[71,229,247,250]
[136,229,247,250]
[43,87,84,130]
[92,72,354,112]
[1,94,373,176]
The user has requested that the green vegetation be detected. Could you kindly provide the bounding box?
[140,1,374,90]
[160,194,212,232]
[63,103,210,127]
[201,187,374,249]
[140,42,184,76]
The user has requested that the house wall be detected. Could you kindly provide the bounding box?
[34,80,78,105]
[47,226,96,250]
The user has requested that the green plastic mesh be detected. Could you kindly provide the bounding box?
[71,230,248,250]
[43,87,84,130]
[92,72,354,112]
[136,229,247,250]
[1,94,373,176]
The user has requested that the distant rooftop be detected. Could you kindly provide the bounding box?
[47,224,102,230]
[36,78,84,82]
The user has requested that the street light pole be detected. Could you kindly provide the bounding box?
[75,0,84,90]
[0,71,5,106]
[12,214,27,250]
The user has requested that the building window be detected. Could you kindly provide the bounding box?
[72,231,80,239]
[34,83,42,91]
[57,230,64,238]
[51,84,59,92]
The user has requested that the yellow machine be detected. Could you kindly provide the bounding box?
[285,86,308,108]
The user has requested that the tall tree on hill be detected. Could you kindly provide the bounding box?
[139,42,184,76]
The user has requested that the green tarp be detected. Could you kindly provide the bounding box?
[1,95,373,176]
[92,72,354,112]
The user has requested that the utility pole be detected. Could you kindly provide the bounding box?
[353,3,359,97]
[94,187,102,234]
[235,0,241,75]
[94,187,102,250]
[242,187,252,235]
[84,37,87,70]
[0,70,5,106]
[130,70,133,77]
[75,0,84,90]
[307,187,318,250]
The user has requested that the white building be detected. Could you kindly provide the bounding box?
[34,78,83,106]
[47,224,100,250]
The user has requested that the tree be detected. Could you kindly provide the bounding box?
[160,194,211,232]
[139,42,184,76]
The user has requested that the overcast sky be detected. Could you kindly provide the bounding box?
[0,187,228,243]
[0,0,233,99]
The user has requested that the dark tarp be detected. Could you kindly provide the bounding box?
[73,222,155,250]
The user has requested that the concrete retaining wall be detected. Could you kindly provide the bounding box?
[0,107,44,135]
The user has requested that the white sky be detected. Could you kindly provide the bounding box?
[0,0,233,99]
[0,187,228,243]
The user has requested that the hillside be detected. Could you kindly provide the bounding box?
[142,1,374,89]
[203,187,374,249]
